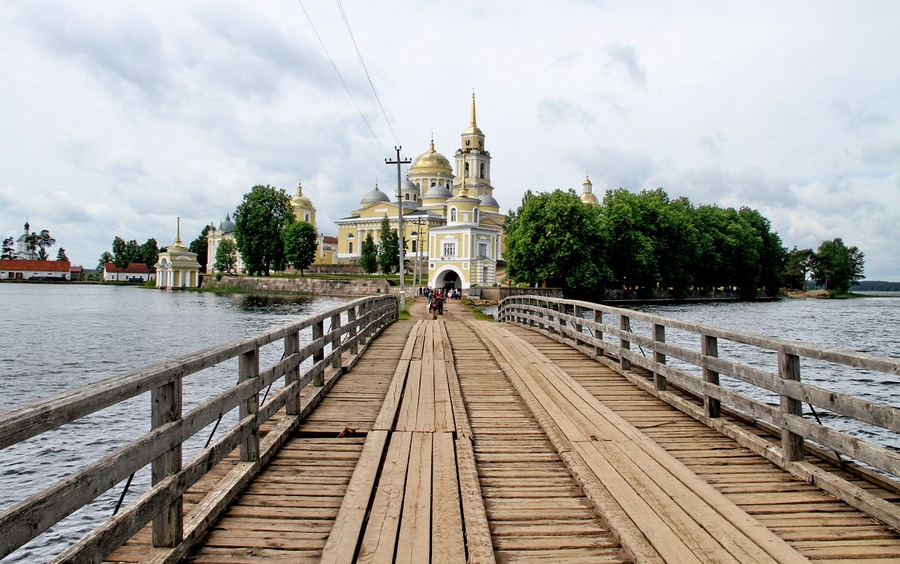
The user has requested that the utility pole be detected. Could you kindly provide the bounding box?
[386,146,411,310]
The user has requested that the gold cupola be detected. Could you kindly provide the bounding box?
[410,138,454,176]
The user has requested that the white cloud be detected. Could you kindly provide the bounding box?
[0,0,898,281]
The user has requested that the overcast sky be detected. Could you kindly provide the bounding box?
[2,1,898,280]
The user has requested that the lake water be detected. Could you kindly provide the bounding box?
[0,284,350,563]
[1,285,899,561]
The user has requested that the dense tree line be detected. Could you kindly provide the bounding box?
[101,237,160,270]
[505,188,864,300]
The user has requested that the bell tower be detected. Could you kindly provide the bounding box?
[455,94,493,201]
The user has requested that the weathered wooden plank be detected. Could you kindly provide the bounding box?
[432,432,465,563]
[396,432,433,564]
[319,430,389,564]
[358,432,413,563]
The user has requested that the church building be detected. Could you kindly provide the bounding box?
[336,95,505,290]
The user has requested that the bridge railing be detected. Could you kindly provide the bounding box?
[499,295,900,528]
[0,294,397,563]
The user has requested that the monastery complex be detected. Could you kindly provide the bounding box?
[206,95,599,291]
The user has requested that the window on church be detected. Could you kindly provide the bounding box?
[480,163,485,179]
[443,242,456,257]
[405,194,409,201]
[479,242,488,257]
[450,208,457,222]
[465,162,470,177]
[473,208,479,223]
[348,241,353,254]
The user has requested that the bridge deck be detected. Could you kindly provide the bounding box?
[105,301,900,563]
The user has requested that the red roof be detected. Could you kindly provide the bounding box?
[70,266,83,273]
[104,262,154,274]
[322,236,339,244]
[0,259,71,272]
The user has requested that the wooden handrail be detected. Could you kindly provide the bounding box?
[498,295,900,478]
[0,295,397,562]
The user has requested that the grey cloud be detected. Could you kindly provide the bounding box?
[537,98,597,125]
[604,44,646,87]
[570,145,654,192]
[699,134,726,162]
[833,101,890,130]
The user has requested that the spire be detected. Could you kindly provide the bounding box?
[470,91,477,129]
[296,179,303,196]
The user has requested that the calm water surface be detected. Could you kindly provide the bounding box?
[0,284,350,563]
[1,286,899,561]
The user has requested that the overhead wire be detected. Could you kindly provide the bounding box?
[335,0,401,149]
[296,0,392,158]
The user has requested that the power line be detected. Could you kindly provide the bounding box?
[296,0,390,158]
[335,0,401,148]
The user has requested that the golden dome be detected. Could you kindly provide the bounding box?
[291,181,314,211]
[410,140,453,175]
[581,191,600,206]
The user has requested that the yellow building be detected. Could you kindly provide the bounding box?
[156,217,201,288]
[336,95,505,290]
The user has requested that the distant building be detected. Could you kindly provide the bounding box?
[0,259,71,280]
[69,265,83,281]
[156,218,201,289]
[103,262,155,283]
[316,235,339,265]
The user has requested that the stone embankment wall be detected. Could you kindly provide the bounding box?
[204,276,392,296]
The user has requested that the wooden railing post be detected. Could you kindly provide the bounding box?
[331,312,342,370]
[779,349,804,463]
[347,306,359,356]
[573,305,583,347]
[653,323,667,391]
[619,315,631,371]
[313,319,325,386]
[151,372,183,547]
[702,334,721,418]
[594,309,604,357]
[285,330,300,416]
[239,348,260,461]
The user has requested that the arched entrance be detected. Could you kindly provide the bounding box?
[432,267,463,290]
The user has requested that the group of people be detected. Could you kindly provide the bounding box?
[421,286,462,319]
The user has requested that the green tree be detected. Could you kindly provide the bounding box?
[1,237,13,260]
[214,238,238,274]
[505,189,612,299]
[233,184,295,276]
[125,239,142,265]
[283,221,318,276]
[112,237,129,268]
[190,225,211,272]
[811,238,865,295]
[784,246,814,290]
[600,189,658,293]
[56,247,69,262]
[98,251,113,271]
[377,216,400,275]
[140,238,159,269]
[30,229,56,260]
[360,233,378,274]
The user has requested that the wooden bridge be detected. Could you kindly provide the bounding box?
[1,295,899,562]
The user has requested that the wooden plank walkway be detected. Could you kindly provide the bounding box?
[106,300,900,563]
